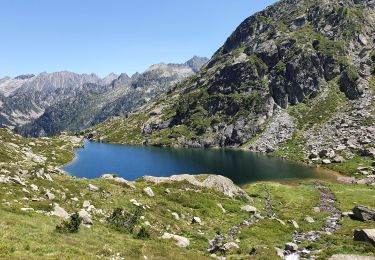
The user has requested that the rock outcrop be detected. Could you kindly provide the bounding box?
[143,174,250,199]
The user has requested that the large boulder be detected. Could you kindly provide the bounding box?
[162,233,190,248]
[143,174,250,199]
[100,174,136,189]
[352,206,375,221]
[78,209,93,225]
[201,175,250,199]
[241,205,257,214]
[52,205,69,219]
[354,229,375,246]
[221,242,240,251]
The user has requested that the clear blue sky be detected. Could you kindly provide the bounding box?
[0,0,277,78]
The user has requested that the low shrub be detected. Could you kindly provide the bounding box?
[107,207,143,233]
[56,213,82,233]
[135,225,151,240]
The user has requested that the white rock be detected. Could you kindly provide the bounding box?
[20,207,34,212]
[217,203,226,213]
[172,212,180,220]
[322,159,332,164]
[83,200,91,208]
[162,233,190,248]
[52,205,69,219]
[100,174,114,179]
[288,220,299,229]
[276,218,286,225]
[30,184,39,191]
[241,205,257,213]
[9,176,26,186]
[221,242,239,251]
[192,216,202,225]
[304,216,315,223]
[285,242,298,251]
[130,199,142,207]
[78,209,93,225]
[143,187,155,197]
[45,191,55,200]
[88,184,99,192]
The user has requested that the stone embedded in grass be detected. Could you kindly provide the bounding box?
[9,176,26,186]
[161,233,190,248]
[221,242,239,251]
[304,216,315,223]
[352,206,375,221]
[313,207,320,213]
[30,184,39,191]
[284,242,298,251]
[78,209,93,225]
[143,187,155,197]
[88,184,99,192]
[217,203,226,213]
[52,205,69,219]
[240,205,257,214]
[171,212,179,220]
[130,199,142,207]
[354,229,375,246]
[45,191,55,200]
[192,216,202,225]
[288,220,299,229]
[21,207,34,212]
[83,200,91,208]
[143,174,250,199]
[275,218,286,225]
[100,174,136,189]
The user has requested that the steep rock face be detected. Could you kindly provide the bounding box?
[92,0,375,154]
[12,57,208,137]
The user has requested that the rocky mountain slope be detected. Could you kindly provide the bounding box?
[92,0,375,176]
[0,56,208,137]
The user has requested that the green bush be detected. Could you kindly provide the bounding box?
[371,50,375,62]
[107,207,143,233]
[56,213,82,234]
[343,65,359,82]
[135,226,151,240]
[371,50,375,75]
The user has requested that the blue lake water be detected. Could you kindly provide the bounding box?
[63,140,333,185]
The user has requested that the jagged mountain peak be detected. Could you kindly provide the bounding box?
[184,56,209,72]
[14,74,35,80]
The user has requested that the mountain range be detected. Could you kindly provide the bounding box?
[0,56,208,137]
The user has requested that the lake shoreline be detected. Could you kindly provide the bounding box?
[63,139,344,185]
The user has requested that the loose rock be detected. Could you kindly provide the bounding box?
[143,187,155,197]
[240,205,257,214]
[354,229,375,246]
[352,206,375,221]
[162,233,190,248]
[88,184,99,192]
